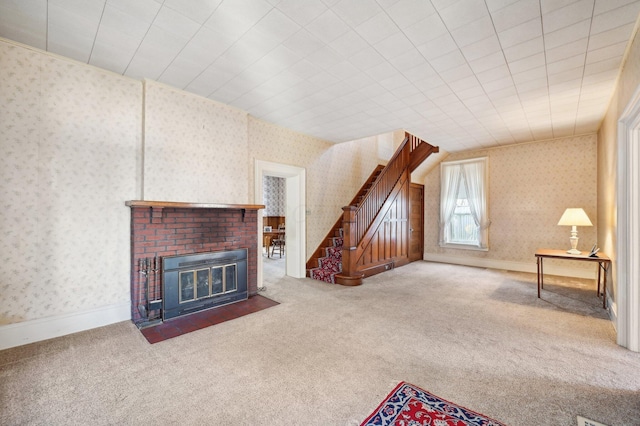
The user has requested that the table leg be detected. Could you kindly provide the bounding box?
[597,262,601,296]
[602,262,607,309]
[537,256,541,298]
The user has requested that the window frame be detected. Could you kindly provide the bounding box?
[439,157,489,251]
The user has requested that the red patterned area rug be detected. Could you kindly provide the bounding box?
[361,382,506,426]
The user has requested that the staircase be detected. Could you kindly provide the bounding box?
[308,228,343,283]
[306,132,438,286]
[306,166,383,284]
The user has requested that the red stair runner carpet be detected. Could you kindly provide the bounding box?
[361,382,506,426]
[140,294,279,344]
[309,229,343,283]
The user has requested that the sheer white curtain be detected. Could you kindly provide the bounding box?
[461,159,489,248]
[439,163,462,245]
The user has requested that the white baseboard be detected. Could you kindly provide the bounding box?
[0,302,131,351]
[423,253,598,280]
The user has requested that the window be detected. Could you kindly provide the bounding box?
[439,157,489,250]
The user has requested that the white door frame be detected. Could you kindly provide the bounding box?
[255,160,306,286]
[617,86,640,352]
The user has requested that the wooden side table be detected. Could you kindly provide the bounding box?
[535,249,611,309]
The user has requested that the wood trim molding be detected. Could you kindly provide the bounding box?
[125,200,265,210]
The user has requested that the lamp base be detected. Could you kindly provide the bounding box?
[566,248,582,255]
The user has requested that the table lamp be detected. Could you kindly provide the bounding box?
[557,208,593,254]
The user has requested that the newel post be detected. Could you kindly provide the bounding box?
[336,205,363,286]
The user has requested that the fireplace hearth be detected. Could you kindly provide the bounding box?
[163,249,248,320]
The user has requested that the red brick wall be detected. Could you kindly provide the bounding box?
[129,206,259,324]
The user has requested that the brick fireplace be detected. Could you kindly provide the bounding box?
[126,201,264,326]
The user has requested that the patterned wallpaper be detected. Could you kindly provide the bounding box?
[0,40,141,324]
[143,80,249,203]
[424,135,598,270]
[263,176,285,216]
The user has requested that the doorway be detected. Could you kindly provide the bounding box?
[254,160,306,288]
[617,86,640,352]
[409,183,424,262]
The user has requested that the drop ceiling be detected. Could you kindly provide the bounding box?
[1,0,639,152]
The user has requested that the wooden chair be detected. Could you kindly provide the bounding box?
[271,227,285,257]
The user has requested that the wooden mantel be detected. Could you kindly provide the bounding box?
[125,200,265,223]
[125,200,265,210]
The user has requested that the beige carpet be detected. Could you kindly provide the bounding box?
[1,259,639,425]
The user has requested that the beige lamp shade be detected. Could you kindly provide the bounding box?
[557,208,592,254]
[557,208,593,227]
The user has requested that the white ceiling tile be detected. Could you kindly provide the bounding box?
[0,4,45,49]
[282,29,325,58]
[355,11,398,44]
[99,2,154,40]
[548,68,583,85]
[497,18,542,48]
[542,0,594,34]
[365,61,398,81]
[417,33,458,61]
[287,59,322,80]
[512,65,547,85]
[162,0,223,25]
[460,35,502,62]
[348,47,386,69]
[515,77,549,94]
[594,0,640,15]
[485,0,522,12]
[306,9,350,43]
[326,60,359,80]
[203,0,272,40]
[379,74,411,91]
[508,52,546,74]
[587,22,635,50]
[403,13,448,46]
[544,19,591,49]
[386,0,436,27]
[584,56,623,75]
[331,0,382,27]
[107,0,162,27]
[158,57,207,89]
[503,36,544,62]
[547,53,585,75]
[252,8,301,44]
[392,49,429,70]
[439,0,489,30]
[154,5,200,39]
[586,40,627,63]
[251,45,301,79]
[591,1,640,34]
[184,28,232,64]
[375,32,415,60]
[305,45,343,70]
[402,61,438,82]
[429,50,467,73]
[491,0,540,32]
[89,28,140,73]
[47,27,93,63]
[440,64,474,83]
[275,0,327,26]
[545,38,588,63]
[468,51,507,73]
[329,30,368,58]
[451,19,495,49]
